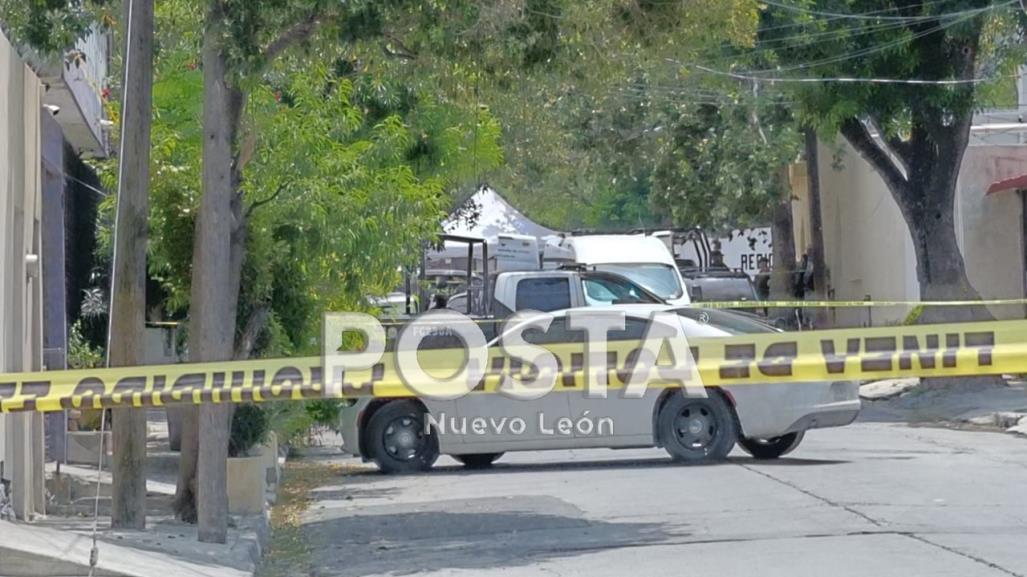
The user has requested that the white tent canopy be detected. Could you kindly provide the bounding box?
[443,187,560,239]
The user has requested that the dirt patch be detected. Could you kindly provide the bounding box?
[258,459,343,577]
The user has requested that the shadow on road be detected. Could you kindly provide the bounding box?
[340,454,851,480]
[300,502,672,577]
[731,456,851,466]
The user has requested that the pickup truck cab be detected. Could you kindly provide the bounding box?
[444,269,663,317]
[544,235,691,306]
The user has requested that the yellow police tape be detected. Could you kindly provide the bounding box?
[0,319,1022,413]
[696,298,1027,309]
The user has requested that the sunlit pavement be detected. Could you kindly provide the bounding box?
[292,423,1027,577]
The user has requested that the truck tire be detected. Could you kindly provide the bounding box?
[738,431,805,460]
[657,392,737,463]
[366,400,439,474]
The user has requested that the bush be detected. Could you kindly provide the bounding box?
[305,399,344,430]
[229,404,269,457]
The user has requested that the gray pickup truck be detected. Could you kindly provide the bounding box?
[444,269,663,317]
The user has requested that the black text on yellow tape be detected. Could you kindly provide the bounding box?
[1,320,1025,412]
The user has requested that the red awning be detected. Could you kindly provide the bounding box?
[987,173,1027,195]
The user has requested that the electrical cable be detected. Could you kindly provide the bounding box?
[92,0,135,572]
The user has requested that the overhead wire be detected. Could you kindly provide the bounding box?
[758,0,995,21]
[675,0,1018,85]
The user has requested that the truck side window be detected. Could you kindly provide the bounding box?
[521,318,585,345]
[607,318,649,342]
[515,277,571,312]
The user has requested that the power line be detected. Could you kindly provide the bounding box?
[759,0,1009,21]
[676,0,1016,83]
[687,63,1018,85]
[745,3,1006,75]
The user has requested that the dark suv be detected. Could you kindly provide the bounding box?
[678,266,760,311]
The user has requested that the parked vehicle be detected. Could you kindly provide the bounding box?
[339,305,861,473]
[543,235,691,306]
[444,268,662,317]
[679,268,760,310]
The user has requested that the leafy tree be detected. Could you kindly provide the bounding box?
[752,0,1027,320]
[121,0,502,541]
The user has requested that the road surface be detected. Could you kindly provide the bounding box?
[286,423,1027,577]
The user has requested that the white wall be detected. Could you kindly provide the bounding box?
[1,29,46,520]
[806,135,1026,327]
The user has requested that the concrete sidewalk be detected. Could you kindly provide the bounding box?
[0,516,260,577]
[0,412,276,577]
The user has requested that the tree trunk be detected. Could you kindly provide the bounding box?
[770,166,796,300]
[173,406,198,522]
[166,406,183,451]
[110,0,154,530]
[804,128,830,328]
[172,0,238,544]
[907,182,991,324]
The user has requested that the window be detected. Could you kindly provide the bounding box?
[594,264,683,300]
[607,318,650,342]
[519,318,585,345]
[515,277,572,312]
[582,274,661,305]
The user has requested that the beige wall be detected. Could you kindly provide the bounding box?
[1,30,46,520]
[796,135,1027,327]
[955,146,1027,319]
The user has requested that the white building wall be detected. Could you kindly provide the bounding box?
[1,29,46,520]
[806,135,1027,327]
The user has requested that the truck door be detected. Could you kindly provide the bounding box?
[567,316,663,447]
[452,317,579,451]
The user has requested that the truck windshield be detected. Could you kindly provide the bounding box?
[594,264,683,300]
[582,275,660,305]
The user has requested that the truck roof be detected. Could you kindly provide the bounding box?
[560,235,676,266]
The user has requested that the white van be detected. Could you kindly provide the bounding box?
[544,235,691,306]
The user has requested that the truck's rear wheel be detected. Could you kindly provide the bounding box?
[738,431,804,460]
[657,392,736,463]
[366,400,439,474]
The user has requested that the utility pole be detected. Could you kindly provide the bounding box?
[110,0,154,529]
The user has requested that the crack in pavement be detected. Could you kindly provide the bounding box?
[735,461,1025,577]
[903,533,1025,577]
[735,462,882,527]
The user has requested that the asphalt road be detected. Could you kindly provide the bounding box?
[293,423,1027,577]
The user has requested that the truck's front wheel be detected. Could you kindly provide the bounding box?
[366,400,439,474]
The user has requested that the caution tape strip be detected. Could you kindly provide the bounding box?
[1,319,1022,413]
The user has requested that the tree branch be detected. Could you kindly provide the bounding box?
[381,33,418,60]
[839,118,909,197]
[262,12,323,65]
[234,305,270,360]
[244,182,287,220]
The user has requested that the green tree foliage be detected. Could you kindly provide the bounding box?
[375,0,794,231]
[0,0,113,55]
[91,0,502,356]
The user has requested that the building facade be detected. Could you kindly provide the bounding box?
[1,26,108,520]
[792,119,1027,327]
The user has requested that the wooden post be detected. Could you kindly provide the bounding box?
[110,0,154,530]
